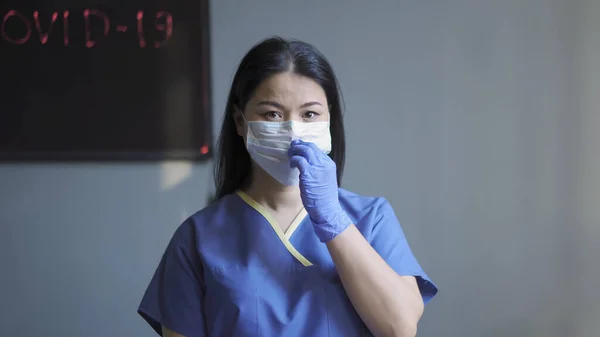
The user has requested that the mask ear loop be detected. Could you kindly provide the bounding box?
[239,110,248,124]
[236,107,254,145]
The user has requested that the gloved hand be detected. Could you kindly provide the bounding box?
[288,139,352,243]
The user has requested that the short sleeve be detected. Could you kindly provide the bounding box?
[137,223,207,337]
[369,199,438,304]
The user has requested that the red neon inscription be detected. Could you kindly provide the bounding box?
[136,11,145,48]
[1,9,174,47]
[1,10,31,44]
[33,11,58,44]
[83,9,109,48]
[154,11,173,48]
[63,11,69,46]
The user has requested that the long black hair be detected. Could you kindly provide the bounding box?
[214,36,346,200]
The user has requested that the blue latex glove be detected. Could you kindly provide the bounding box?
[288,139,352,242]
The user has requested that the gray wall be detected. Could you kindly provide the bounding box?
[1,0,598,336]
[573,0,600,335]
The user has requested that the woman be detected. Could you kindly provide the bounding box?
[138,36,438,337]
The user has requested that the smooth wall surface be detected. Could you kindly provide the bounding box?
[573,0,600,334]
[1,0,597,336]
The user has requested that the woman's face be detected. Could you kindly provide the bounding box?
[235,72,330,137]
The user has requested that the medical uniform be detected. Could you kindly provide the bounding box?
[138,188,437,337]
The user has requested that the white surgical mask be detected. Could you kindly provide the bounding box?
[244,118,332,186]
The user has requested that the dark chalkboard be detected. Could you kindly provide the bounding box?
[0,0,212,161]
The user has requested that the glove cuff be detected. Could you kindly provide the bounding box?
[314,209,352,243]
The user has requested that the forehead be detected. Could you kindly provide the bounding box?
[249,72,327,106]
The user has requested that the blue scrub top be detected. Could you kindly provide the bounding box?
[138,188,438,337]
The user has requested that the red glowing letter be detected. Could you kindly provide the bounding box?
[200,145,209,155]
[63,11,69,46]
[33,11,58,44]
[84,9,109,48]
[1,10,31,44]
[154,11,173,48]
[137,11,146,47]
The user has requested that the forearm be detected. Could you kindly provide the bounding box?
[326,225,424,337]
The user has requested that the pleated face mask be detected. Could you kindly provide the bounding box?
[244,119,332,186]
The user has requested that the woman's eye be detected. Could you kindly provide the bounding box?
[265,111,281,119]
[303,111,319,119]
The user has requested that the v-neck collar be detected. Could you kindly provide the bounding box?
[235,190,312,266]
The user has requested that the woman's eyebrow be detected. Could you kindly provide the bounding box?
[257,100,284,109]
[256,101,323,109]
[299,101,323,108]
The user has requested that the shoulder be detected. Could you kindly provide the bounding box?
[170,193,241,246]
[337,188,396,230]
[338,187,394,215]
